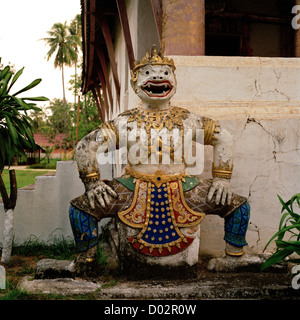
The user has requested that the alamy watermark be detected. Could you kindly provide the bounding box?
[96,119,204,176]
[292,265,300,290]
[292,5,300,30]
[0,265,5,290]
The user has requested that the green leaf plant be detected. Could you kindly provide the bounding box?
[261,193,300,270]
[0,59,48,263]
[0,62,48,172]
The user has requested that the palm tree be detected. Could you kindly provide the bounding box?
[42,22,77,105]
[68,15,82,104]
[0,61,48,263]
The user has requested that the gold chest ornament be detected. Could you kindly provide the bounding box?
[121,106,190,164]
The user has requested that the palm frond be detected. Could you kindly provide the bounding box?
[0,65,49,170]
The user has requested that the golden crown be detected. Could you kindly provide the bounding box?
[132,45,176,73]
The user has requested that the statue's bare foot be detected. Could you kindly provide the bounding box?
[225,243,245,257]
[74,246,97,277]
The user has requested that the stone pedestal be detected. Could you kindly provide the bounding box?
[101,218,201,279]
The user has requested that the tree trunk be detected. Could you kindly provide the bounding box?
[74,59,77,105]
[59,137,62,161]
[76,95,80,145]
[1,209,14,264]
[0,170,17,264]
[62,63,66,106]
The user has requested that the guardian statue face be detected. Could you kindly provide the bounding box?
[130,45,177,107]
[133,64,177,106]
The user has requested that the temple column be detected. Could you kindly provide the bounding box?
[161,0,205,56]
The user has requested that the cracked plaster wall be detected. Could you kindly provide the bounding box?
[167,55,300,256]
[199,118,300,256]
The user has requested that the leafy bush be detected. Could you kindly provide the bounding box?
[262,193,300,270]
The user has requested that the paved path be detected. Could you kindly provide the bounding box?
[4,165,56,172]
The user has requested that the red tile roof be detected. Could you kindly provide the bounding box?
[33,133,66,148]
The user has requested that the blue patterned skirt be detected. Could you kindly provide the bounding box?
[69,205,99,253]
[224,202,250,247]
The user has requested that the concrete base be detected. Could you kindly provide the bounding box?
[19,276,101,296]
[19,270,298,300]
[18,256,299,300]
[207,254,288,273]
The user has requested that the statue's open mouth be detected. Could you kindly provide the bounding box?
[142,80,173,98]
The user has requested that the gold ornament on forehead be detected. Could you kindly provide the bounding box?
[131,45,176,82]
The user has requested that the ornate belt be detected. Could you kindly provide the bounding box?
[124,165,186,188]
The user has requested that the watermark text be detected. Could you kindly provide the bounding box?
[292,5,300,30]
[96,120,204,175]
[292,264,300,290]
[0,265,5,290]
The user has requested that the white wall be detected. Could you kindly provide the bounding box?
[0,161,85,245]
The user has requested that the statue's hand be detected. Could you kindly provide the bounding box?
[207,178,232,206]
[85,180,118,209]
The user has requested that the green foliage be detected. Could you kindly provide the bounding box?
[47,98,73,136]
[12,235,76,260]
[262,193,300,270]
[42,22,78,70]
[41,145,55,164]
[42,18,81,104]
[1,169,54,191]
[0,282,32,300]
[36,98,74,158]
[68,74,101,142]
[26,159,58,170]
[0,62,48,170]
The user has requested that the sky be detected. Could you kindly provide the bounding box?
[0,0,81,109]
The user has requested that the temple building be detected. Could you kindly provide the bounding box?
[80,0,300,256]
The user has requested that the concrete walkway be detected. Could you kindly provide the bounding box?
[19,257,300,300]
[4,165,56,172]
[19,271,299,300]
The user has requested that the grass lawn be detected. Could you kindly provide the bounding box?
[26,158,59,170]
[1,169,54,192]
[0,237,78,300]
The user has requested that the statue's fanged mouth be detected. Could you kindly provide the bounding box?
[142,80,173,98]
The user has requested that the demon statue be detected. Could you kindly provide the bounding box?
[69,45,250,274]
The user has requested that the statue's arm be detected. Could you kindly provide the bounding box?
[75,120,119,209]
[203,118,235,205]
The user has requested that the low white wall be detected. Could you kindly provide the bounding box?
[0,161,85,245]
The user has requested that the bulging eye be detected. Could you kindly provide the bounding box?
[164,71,169,75]
[146,71,150,75]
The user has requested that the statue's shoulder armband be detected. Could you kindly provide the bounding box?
[203,117,220,146]
[99,120,119,149]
